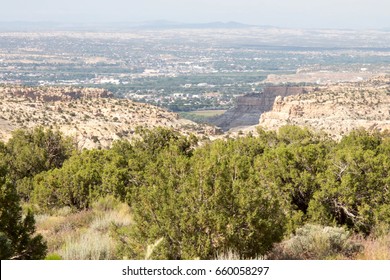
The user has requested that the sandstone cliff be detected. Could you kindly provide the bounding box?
[0,86,217,149]
[210,86,309,131]
[259,76,390,138]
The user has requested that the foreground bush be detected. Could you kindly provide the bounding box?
[308,129,390,234]
[6,127,75,183]
[129,138,287,259]
[32,149,130,210]
[0,180,47,259]
[3,126,390,259]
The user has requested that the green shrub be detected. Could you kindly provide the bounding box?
[6,127,75,182]
[129,137,287,260]
[0,180,47,259]
[308,129,390,234]
[0,232,12,259]
[32,149,130,210]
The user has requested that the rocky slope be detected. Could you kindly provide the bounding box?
[259,76,390,138]
[0,86,217,149]
[210,86,309,131]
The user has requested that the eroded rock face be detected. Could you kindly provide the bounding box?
[1,86,113,102]
[210,86,308,131]
[0,86,217,149]
[259,76,390,139]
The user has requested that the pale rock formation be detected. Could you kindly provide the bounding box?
[259,76,390,138]
[0,86,217,149]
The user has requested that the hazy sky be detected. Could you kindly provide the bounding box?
[1,0,389,29]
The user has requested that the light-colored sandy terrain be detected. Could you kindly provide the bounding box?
[0,86,217,149]
[259,75,390,138]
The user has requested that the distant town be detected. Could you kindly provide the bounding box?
[1,27,389,113]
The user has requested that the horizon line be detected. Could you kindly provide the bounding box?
[0,20,388,32]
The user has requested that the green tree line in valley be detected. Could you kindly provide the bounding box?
[0,125,389,259]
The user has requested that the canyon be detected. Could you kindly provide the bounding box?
[209,86,309,131]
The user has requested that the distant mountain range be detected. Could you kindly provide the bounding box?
[0,20,390,32]
[0,21,388,32]
[0,20,263,31]
[132,20,257,29]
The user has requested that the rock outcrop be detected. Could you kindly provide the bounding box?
[0,86,113,102]
[210,86,309,131]
[0,86,217,149]
[259,76,390,138]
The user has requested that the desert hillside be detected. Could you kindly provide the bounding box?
[0,86,217,149]
[259,75,390,138]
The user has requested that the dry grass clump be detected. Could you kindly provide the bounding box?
[90,204,133,232]
[268,224,362,260]
[91,195,120,212]
[35,214,67,232]
[35,208,94,252]
[214,249,265,260]
[58,230,115,260]
[355,233,390,260]
[34,196,133,259]
[59,210,95,230]
[54,206,73,216]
